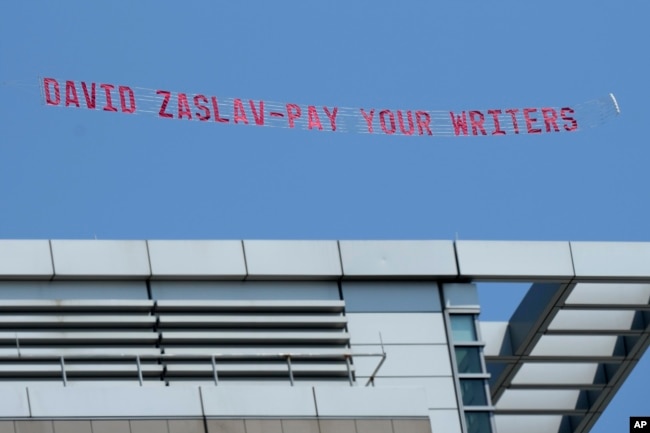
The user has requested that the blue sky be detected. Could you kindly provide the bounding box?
[1,2,648,431]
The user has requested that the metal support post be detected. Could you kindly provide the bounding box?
[60,356,67,387]
[136,355,143,386]
[211,355,219,386]
[286,355,294,386]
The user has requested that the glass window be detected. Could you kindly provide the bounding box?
[460,379,488,406]
[464,412,492,433]
[455,347,482,373]
[450,315,477,341]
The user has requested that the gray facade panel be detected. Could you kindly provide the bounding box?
[148,240,246,280]
[151,281,339,300]
[342,282,441,313]
[480,322,510,357]
[428,410,462,433]
[346,313,447,345]
[243,241,342,279]
[0,386,30,417]
[571,241,650,279]
[200,386,317,417]
[456,241,574,280]
[0,240,53,280]
[497,389,581,411]
[50,240,150,279]
[442,283,480,309]
[494,415,564,433]
[530,335,619,357]
[352,345,453,377]
[511,363,600,386]
[27,386,203,417]
[549,309,637,331]
[339,240,457,277]
[313,387,429,417]
[565,282,650,305]
[367,377,459,410]
[0,281,148,300]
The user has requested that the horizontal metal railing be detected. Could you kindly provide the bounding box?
[0,350,386,387]
[0,301,383,387]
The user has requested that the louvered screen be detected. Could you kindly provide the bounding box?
[0,296,353,385]
[156,300,352,384]
[0,300,160,382]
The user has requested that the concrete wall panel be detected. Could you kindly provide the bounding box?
[15,421,52,433]
[53,421,91,433]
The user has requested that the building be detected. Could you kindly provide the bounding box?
[0,239,648,433]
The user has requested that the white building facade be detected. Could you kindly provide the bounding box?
[0,240,648,433]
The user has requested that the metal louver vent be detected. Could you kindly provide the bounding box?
[0,299,354,386]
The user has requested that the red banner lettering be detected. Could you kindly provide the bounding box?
[194,95,210,121]
[156,90,173,118]
[100,84,118,112]
[65,81,80,107]
[43,78,60,106]
[81,82,96,109]
[487,110,505,135]
[450,111,468,136]
[119,86,136,114]
[469,111,486,136]
[523,108,542,134]
[286,104,301,128]
[39,77,621,138]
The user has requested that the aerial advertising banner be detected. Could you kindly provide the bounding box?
[40,77,620,137]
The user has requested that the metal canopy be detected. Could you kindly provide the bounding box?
[485,280,650,433]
